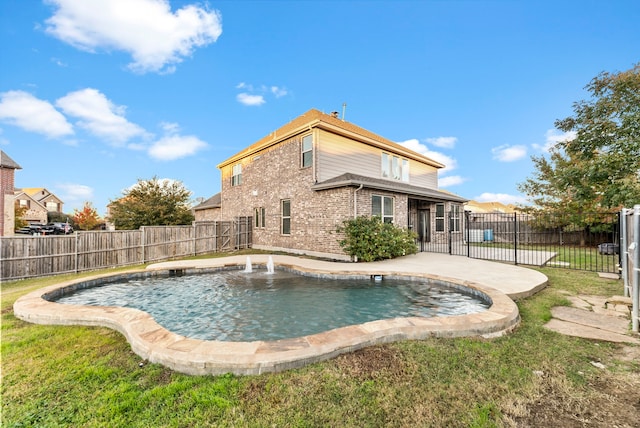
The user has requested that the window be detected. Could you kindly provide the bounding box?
[372,195,394,223]
[46,201,58,211]
[435,203,445,232]
[381,153,409,182]
[301,134,313,168]
[281,200,291,235]
[402,159,409,182]
[231,163,242,186]
[254,207,265,228]
[19,199,30,208]
[381,153,390,178]
[449,204,461,232]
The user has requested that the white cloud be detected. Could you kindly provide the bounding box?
[398,138,457,172]
[0,90,73,138]
[237,93,265,106]
[44,0,222,74]
[438,175,466,187]
[271,86,288,98]
[474,192,527,205]
[533,129,577,153]
[491,144,527,162]
[148,134,208,161]
[56,183,94,203]
[425,136,457,149]
[160,121,180,134]
[56,88,148,145]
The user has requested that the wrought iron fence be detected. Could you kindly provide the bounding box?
[417,211,621,273]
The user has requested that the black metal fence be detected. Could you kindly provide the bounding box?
[418,211,621,273]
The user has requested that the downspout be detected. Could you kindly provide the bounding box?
[353,184,363,218]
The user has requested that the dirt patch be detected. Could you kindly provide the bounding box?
[333,345,408,380]
[504,346,640,427]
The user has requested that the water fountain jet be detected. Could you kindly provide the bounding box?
[243,256,252,273]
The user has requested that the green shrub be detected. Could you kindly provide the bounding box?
[337,216,418,262]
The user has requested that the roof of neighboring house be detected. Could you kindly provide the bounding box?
[0,150,22,169]
[193,193,221,211]
[465,200,521,213]
[218,108,445,169]
[13,190,47,210]
[17,188,63,204]
[312,173,468,203]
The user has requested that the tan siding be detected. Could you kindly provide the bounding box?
[317,129,439,189]
[317,130,382,181]
[410,161,438,189]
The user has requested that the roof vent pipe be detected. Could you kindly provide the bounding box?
[342,102,347,121]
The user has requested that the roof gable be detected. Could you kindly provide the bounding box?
[14,191,47,210]
[218,109,445,169]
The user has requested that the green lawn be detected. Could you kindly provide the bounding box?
[2,255,638,427]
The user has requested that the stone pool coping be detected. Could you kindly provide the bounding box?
[14,255,522,376]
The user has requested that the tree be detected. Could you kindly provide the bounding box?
[73,202,101,231]
[14,203,28,230]
[519,63,640,211]
[108,177,195,230]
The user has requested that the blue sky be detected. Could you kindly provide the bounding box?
[1,0,638,216]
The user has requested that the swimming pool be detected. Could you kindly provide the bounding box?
[53,269,490,342]
[13,255,522,375]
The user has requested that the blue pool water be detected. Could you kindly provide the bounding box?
[54,269,490,342]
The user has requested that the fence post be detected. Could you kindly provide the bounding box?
[141,227,146,264]
[75,232,79,273]
[192,222,196,257]
[513,213,518,265]
[632,205,639,333]
[465,210,470,258]
[621,209,629,297]
[448,212,452,255]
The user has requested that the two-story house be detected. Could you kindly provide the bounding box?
[14,188,65,225]
[213,108,467,260]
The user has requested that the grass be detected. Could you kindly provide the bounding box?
[469,242,619,272]
[2,255,638,427]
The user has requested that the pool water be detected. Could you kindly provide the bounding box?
[55,269,490,342]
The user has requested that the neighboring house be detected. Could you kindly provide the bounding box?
[214,108,467,260]
[193,193,221,222]
[0,150,22,236]
[15,188,65,225]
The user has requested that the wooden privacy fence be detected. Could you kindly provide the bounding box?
[0,218,252,281]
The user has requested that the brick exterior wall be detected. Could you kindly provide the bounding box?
[1,167,15,236]
[220,135,358,258]
[194,207,221,222]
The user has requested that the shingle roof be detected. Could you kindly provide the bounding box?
[312,173,468,203]
[218,109,445,169]
[193,193,221,210]
[0,150,22,169]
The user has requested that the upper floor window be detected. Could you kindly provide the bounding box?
[281,199,291,235]
[301,134,313,168]
[46,201,59,212]
[381,153,409,182]
[19,199,30,208]
[372,195,394,223]
[231,163,242,186]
